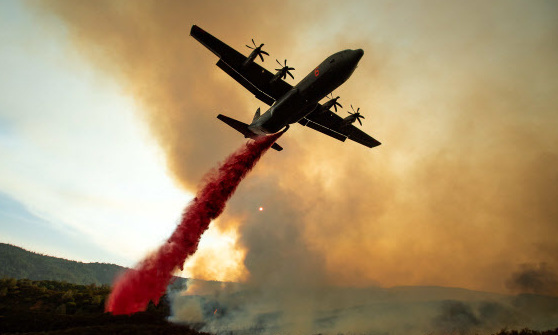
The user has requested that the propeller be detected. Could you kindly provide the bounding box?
[275,59,295,80]
[246,39,269,62]
[348,105,365,126]
[326,93,343,112]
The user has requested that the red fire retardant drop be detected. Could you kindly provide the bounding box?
[106,133,283,315]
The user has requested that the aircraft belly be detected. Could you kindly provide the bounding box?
[299,69,349,103]
[260,119,286,134]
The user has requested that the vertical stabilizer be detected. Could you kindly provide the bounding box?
[252,108,261,123]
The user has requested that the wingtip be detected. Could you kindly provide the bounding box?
[370,140,382,148]
[190,24,201,36]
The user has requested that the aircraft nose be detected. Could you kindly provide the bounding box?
[354,49,364,61]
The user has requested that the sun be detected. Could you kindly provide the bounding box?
[259,206,263,212]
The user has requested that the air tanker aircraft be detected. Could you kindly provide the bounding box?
[190,25,381,151]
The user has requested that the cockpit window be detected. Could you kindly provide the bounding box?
[329,58,335,63]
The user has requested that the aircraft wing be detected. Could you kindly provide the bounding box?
[299,108,382,148]
[190,25,292,106]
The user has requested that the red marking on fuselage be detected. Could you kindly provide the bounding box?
[314,67,319,77]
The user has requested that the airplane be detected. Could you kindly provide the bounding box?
[190,25,381,151]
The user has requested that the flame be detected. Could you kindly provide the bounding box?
[182,218,248,283]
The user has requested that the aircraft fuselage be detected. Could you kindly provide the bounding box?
[248,49,364,135]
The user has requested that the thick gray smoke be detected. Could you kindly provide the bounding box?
[507,263,558,296]
[172,175,558,335]
[172,284,558,335]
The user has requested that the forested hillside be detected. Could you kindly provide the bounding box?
[0,243,187,289]
[0,278,205,334]
[0,243,126,285]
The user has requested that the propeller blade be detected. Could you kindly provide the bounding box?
[276,59,282,66]
[333,104,338,112]
[261,50,269,56]
[258,53,264,62]
[288,71,294,80]
[358,118,362,126]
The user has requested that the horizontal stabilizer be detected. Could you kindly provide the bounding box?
[217,114,256,138]
[217,114,283,151]
[271,143,283,151]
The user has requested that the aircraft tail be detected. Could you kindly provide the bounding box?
[217,114,283,151]
[252,108,261,123]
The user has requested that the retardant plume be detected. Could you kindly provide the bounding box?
[106,132,282,315]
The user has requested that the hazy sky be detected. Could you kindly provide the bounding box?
[0,0,189,264]
[1,0,557,298]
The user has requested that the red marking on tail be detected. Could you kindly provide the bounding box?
[106,133,282,315]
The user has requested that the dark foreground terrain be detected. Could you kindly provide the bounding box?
[0,278,205,334]
[2,278,558,335]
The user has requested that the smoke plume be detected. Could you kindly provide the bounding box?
[32,0,558,333]
[507,263,558,296]
[106,133,281,315]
